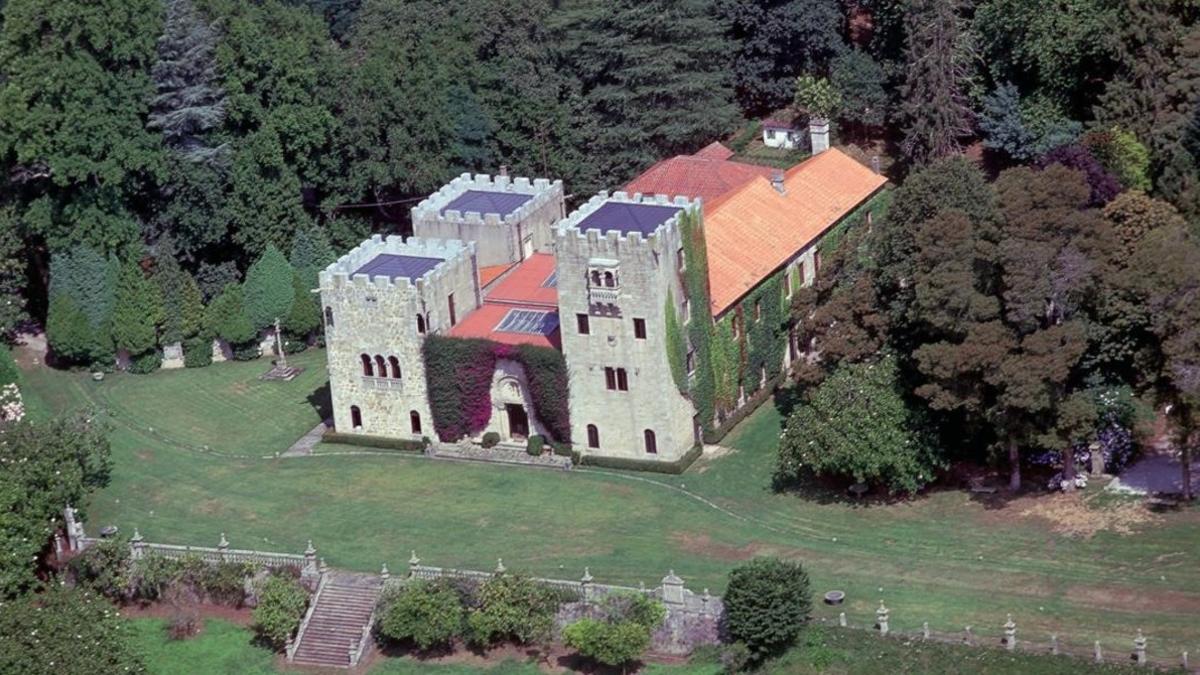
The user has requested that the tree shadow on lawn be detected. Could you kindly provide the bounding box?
[306,382,331,422]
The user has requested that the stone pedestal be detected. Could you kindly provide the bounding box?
[212,339,228,363]
[1089,442,1105,476]
[161,341,184,369]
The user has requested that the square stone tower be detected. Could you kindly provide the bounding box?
[319,235,480,438]
[411,173,565,269]
[554,192,701,461]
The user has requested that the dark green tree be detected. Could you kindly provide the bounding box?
[283,269,321,345]
[153,247,206,344]
[243,244,295,329]
[378,580,465,650]
[289,224,337,286]
[723,557,812,663]
[553,0,741,182]
[112,257,164,358]
[830,49,887,139]
[717,0,846,115]
[0,208,27,336]
[46,248,119,366]
[204,284,255,346]
[898,0,972,165]
[0,585,145,674]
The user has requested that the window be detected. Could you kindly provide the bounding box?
[633,318,646,340]
[682,298,690,324]
[676,247,686,271]
[576,313,590,335]
[590,270,602,286]
[324,306,334,327]
[416,314,426,334]
[603,271,616,287]
[375,355,387,377]
[754,299,762,322]
[616,368,628,391]
[814,250,822,276]
[605,367,616,390]
[350,405,363,429]
[447,293,456,326]
[388,356,401,379]
[587,424,600,449]
[410,411,422,434]
[644,429,657,454]
[686,346,696,375]
[732,313,741,339]
[797,260,806,287]
[360,354,373,377]
[784,268,793,298]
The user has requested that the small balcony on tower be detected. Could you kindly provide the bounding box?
[587,258,621,304]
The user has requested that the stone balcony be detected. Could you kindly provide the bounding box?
[588,286,621,303]
[360,376,404,391]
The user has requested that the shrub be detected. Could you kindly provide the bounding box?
[322,431,428,453]
[165,583,201,640]
[481,431,501,448]
[551,441,574,458]
[127,349,162,374]
[230,340,260,361]
[252,575,309,650]
[378,580,465,650]
[526,435,544,456]
[564,619,652,670]
[577,444,702,475]
[0,585,145,674]
[466,574,560,647]
[68,537,131,600]
[723,558,812,663]
[183,337,213,368]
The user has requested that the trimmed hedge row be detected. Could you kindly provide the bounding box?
[322,430,429,453]
[575,443,703,475]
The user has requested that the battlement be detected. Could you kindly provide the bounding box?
[319,234,476,294]
[554,192,699,257]
[411,172,564,228]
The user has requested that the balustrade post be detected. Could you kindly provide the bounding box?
[380,563,390,582]
[580,567,594,604]
[1094,640,1103,664]
[1003,614,1016,651]
[218,533,229,561]
[660,570,685,607]
[876,601,890,636]
[130,528,146,561]
[1134,630,1146,666]
[1050,634,1058,655]
[408,550,421,577]
[922,622,929,640]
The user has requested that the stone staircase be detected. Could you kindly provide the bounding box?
[291,572,383,669]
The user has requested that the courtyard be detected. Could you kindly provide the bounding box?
[18,346,1200,660]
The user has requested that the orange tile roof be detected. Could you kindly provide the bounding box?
[447,303,561,349]
[705,149,886,316]
[478,263,514,288]
[624,154,775,204]
[484,253,558,308]
[693,141,735,160]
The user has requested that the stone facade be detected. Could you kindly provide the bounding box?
[319,235,479,439]
[554,193,700,461]
[478,359,552,443]
[411,173,565,268]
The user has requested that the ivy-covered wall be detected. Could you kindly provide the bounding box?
[422,335,571,443]
[677,209,717,432]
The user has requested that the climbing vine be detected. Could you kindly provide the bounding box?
[664,290,687,394]
[422,336,571,444]
[677,208,717,433]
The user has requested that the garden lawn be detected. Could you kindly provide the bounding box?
[20,352,1200,664]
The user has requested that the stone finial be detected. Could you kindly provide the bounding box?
[1003,614,1017,651]
[304,540,316,557]
[495,558,506,574]
[963,626,973,646]
[380,563,390,581]
[130,527,144,544]
[1134,629,1146,665]
[319,557,328,575]
[218,533,229,550]
[580,567,593,584]
[1050,634,1058,655]
[1094,640,1103,664]
[286,634,294,655]
[876,600,890,636]
[839,612,847,628]
[1182,651,1188,670]
[922,622,930,639]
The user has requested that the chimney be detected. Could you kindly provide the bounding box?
[770,171,786,194]
[809,118,830,155]
[498,165,509,177]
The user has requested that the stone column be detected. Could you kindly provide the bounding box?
[660,570,685,607]
[580,568,594,604]
[922,622,930,640]
[380,563,390,582]
[1134,630,1146,666]
[1003,614,1016,651]
[809,118,830,154]
[876,601,890,636]
[494,558,506,575]
[408,551,421,578]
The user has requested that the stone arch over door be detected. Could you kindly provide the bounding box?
[483,359,550,443]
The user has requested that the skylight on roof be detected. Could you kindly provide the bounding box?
[495,309,559,335]
[541,270,558,288]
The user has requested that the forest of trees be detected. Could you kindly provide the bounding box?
[0,0,1197,492]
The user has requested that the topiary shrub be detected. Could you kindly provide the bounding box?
[723,557,812,663]
[563,593,665,669]
[526,435,544,456]
[127,349,162,374]
[551,441,573,458]
[252,575,309,650]
[183,337,213,368]
[378,579,465,650]
[481,431,500,448]
[466,574,560,647]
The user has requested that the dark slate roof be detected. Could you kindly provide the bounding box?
[575,202,682,236]
[441,190,534,217]
[353,254,443,281]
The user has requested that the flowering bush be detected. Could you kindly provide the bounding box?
[0,382,25,424]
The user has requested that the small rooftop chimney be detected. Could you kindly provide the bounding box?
[498,165,509,177]
[809,118,830,155]
[771,171,786,194]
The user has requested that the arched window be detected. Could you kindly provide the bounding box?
[374,355,386,377]
[324,306,334,327]
[360,354,373,376]
[410,411,422,434]
[587,424,600,449]
[590,270,601,286]
[643,429,657,454]
[388,356,401,379]
[350,405,363,429]
[416,314,426,334]
[603,271,615,287]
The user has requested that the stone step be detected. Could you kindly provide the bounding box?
[290,573,382,668]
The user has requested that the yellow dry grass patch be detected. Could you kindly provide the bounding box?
[1016,492,1159,538]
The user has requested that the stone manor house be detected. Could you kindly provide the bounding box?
[319,136,886,465]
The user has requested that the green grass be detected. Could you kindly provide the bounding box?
[131,618,276,675]
[19,351,1200,664]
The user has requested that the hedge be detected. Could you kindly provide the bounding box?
[576,443,703,475]
[322,430,429,453]
[183,337,213,368]
[526,435,545,456]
